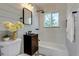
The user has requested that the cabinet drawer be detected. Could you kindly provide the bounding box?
[32,36,38,39]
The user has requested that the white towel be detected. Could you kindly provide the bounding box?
[66,12,74,42]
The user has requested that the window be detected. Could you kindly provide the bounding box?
[44,12,59,27]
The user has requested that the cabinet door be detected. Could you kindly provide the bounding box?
[32,35,38,54]
[24,35,31,54]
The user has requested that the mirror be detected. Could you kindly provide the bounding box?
[23,8,32,25]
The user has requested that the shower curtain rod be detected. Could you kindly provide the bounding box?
[72,11,78,14]
[72,11,77,42]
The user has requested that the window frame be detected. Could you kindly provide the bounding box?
[44,12,60,28]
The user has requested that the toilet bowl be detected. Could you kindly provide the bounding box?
[0,38,21,56]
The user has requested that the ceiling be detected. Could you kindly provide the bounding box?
[32,3,67,11]
[33,3,56,9]
[33,3,67,9]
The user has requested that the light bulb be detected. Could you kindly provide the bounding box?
[21,3,33,11]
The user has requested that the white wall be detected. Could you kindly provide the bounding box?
[38,4,67,46]
[0,3,39,53]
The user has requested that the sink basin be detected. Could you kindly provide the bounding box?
[27,33,38,36]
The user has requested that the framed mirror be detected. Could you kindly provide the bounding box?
[23,8,32,25]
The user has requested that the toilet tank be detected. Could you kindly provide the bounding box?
[0,38,21,56]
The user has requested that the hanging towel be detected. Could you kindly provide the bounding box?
[66,12,75,42]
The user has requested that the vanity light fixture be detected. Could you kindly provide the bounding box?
[21,3,33,11]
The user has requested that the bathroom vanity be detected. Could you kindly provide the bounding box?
[24,34,38,55]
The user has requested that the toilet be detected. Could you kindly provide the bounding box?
[0,38,21,56]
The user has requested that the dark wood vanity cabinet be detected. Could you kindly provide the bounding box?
[24,34,38,55]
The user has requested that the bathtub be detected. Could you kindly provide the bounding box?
[39,41,68,56]
[0,38,21,56]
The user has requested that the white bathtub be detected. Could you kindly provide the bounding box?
[0,38,21,56]
[39,41,68,56]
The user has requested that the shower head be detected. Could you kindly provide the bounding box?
[37,10,45,13]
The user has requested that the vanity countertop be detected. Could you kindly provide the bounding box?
[24,33,38,36]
